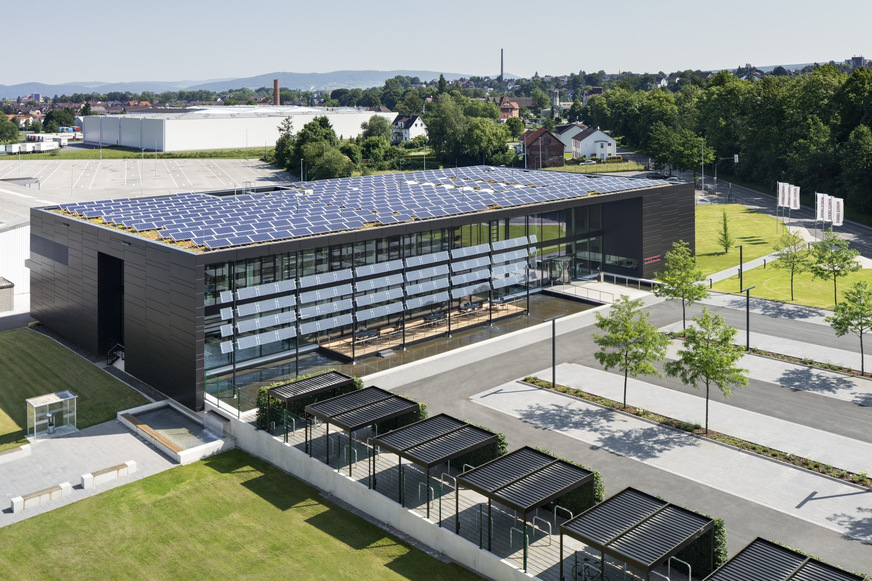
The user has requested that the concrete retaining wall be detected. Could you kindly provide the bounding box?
[221,410,535,581]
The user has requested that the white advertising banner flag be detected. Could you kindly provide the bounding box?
[777,182,787,207]
[816,193,827,221]
[832,197,844,226]
[826,195,834,222]
[790,185,801,210]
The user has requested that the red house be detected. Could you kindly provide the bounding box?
[519,128,564,169]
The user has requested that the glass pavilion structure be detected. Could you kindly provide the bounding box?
[29,166,693,411]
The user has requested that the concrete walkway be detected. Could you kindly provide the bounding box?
[471,376,872,544]
[550,361,872,474]
[661,321,872,372]
[0,420,176,528]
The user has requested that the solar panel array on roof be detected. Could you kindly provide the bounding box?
[55,166,666,251]
[703,538,864,581]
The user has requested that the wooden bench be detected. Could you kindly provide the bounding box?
[122,413,183,454]
[11,481,72,512]
[82,461,137,489]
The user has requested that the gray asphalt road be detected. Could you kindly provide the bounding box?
[385,298,872,574]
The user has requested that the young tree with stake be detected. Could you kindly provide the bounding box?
[825,281,872,375]
[593,295,671,409]
[654,240,707,329]
[665,308,748,433]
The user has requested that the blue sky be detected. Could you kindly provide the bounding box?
[7,0,870,85]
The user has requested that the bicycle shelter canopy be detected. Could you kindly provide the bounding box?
[458,446,595,515]
[304,386,419,471]
[703,537,864,581]
[372,414,499,516]
[560,487,714,581]
[267,371,355,409]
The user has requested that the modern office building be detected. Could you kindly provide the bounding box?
[29,166,693,411]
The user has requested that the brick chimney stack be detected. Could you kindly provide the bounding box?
[273,79,280,106]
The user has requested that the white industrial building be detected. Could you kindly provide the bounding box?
[82,106,396,152]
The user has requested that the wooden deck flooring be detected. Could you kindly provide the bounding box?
[319,301,527,361]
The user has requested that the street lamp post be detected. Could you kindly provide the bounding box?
[544,315,562,390]
[741,286,756,351]
[735,245,743,292]
[714,155,738,201]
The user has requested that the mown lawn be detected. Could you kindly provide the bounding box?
[712,263,872,310]
[543,161,644,174]
[0,329,148,451]
[695,204,785,275]
[0,450,482,581]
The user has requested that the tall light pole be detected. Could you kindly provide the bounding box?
[544,315,562,389]
[700,137,705,194]
[735,244,743,292]
[741,286,755,350]
[140,148,145,195]
[714,154,738,201]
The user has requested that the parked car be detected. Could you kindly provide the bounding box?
[665,177,683,183]
[645,172,669,180]
[579,160,597,165]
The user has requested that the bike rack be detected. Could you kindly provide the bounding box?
[439,473,456,527]
[650,571,670,581]
[531,515,552,546]
[554,504,573,528]
[668,556,691,580]
[572,554,602,581]
[462,463,475,473]
[417,481,434,505]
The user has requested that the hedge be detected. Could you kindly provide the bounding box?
[255,369,363,430]
[534,447,606,515]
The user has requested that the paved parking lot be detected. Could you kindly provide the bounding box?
[0,158,295,229]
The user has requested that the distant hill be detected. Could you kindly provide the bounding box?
[0,70,472,99]
[186,70,470,92]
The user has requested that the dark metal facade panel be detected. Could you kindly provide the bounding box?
[330,397,419,433]
[459,447,554,495]
[607,505,712,570]
[306,386,393,420]
[401,425,497,467]
[29,208,202,411]
[494,461,593,514]
[704,538,807,581]
[268,371,354,402]
[562,488,666,547]
[374,414,465,453]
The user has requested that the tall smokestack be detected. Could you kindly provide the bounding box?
[273,79,280,106]
[500,49,504,82]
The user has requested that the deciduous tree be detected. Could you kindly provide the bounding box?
[825,281,872,374]
[665,308,748,433]
[771,230,808,301]
[653,240,707,329]
[593,296,671,408]
[809,229,860,305]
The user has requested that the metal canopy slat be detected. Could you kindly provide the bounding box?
[458,447,553,494]
[493,460,593,514]
[703,538,864,581]
[330,397,420,433]
[268,371,355,403]
[562,487,665,546]
[373,414,499,470]
[606,504,713,571]
[306,386,393,420]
